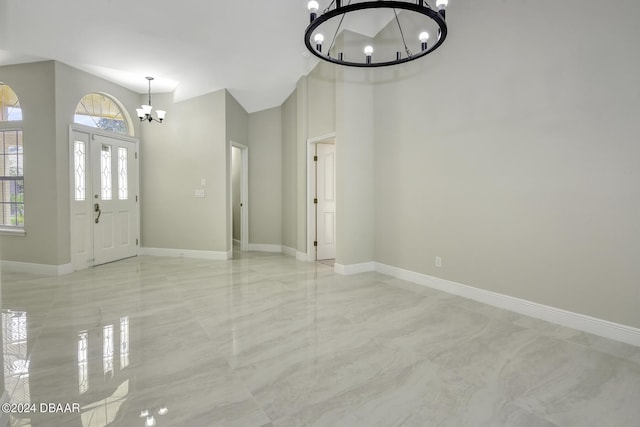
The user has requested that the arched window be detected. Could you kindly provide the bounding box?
[0,83,22,121]
[0,83,24,230]
[74,93,132,136]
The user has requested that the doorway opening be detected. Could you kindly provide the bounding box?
[307,134,336,262]
[230,142,248,256]
[69,126,140,270]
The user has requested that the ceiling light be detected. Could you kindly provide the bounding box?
[314,33,325,52]
[308,0,320,22]
[304,0,449,67]
[136,77,166,123]
[364,45,374,64]
[419,31,430,50]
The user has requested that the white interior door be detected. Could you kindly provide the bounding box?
[316,142,336,260]
[70,129,139,269]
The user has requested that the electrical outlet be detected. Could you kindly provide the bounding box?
[195,189,205,198]
[435,256,442,268]
[200,178,206,187]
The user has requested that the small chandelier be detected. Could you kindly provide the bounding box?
[305,0,449,67]
[136,77,166,123]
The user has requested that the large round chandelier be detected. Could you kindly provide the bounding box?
[304,0,449,67]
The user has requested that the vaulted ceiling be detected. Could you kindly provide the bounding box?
[0,0,331,113]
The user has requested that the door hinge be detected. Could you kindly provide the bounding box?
[314,155,318,161]
[136,238,139,246]
[136,195,138,202]
[314,241,318,247]
[314,198,318,204]
[135,152,138,159]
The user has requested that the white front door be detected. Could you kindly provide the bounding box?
[316,142,336,260]
[91,135,138,265]
[70,129,139,269]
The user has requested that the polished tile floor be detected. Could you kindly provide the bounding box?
[1,252,639,427]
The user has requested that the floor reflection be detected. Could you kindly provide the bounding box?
[2,306,133,425]
[0,253,638,427]
[2,311,30,407]
[2,310,130,427]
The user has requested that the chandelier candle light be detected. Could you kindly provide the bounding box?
[305,0,449,67]
[136,77,166,123]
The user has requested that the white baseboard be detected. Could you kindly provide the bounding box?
[335,262,376,275]
[244,244,300,257]
[282,246,297,257]
[0,390,9,427]
[296,251,309,262]
[140,247,230,260]
[374,262,640,348]
[248,244,282,253]
[1,260,73,276]
[59,263,74,275]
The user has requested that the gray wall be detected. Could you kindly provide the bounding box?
[295,79,308,253]
[225,91,249,250]
[0,62,57,265]
[373,0,640,328]
[248,107,282,246]
[140,90,227,252]
[334,32,375,266]
[225,91,249,146]
[281,91,297,251]
[307,62,336,139]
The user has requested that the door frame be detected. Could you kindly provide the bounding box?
[69,125,140,270]
[306,133,336,262]
[229,141,249,254]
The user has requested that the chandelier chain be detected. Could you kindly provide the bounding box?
[393,8,412,58]
[147,78,152,106]
[323,0,336,14]
[327,0,352,57]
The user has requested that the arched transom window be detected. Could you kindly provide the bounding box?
[0,83,22,121]
[74,93,131,136]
